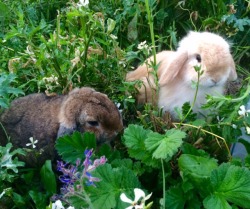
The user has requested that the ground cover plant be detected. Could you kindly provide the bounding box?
[0,0,250,208]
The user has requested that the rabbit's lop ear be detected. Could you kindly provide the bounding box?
[228,55,237,81]
[158,51,188,86]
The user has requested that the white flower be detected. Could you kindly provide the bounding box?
[52,200,64,209]
[246,126,250,135]
[137,41,152,54]
[231,124,237,129]
[110,34,118,40]
[67,207,75,209]
[120,188,152,209]
[238,105,250,117]
[26,137,38,149]
[77,0,89,7]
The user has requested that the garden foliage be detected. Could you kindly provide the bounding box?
[0,0,250,208]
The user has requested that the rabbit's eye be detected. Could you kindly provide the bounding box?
[196,54,202,62]
[87,121,99,126]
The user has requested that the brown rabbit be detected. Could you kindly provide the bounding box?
[0,87,123,166]
[126,31,237,119]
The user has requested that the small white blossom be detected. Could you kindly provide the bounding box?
[231,124,237,129]
[110,34,118,40]
[120,188,152,209]
[137,41,152,54]
[216,116,224,128]
[77,0,89,7]
[238,105,250,117]
[246,126,250,135]
[26,137,38,149]
[42,75,59,85]
[52,200,64,209]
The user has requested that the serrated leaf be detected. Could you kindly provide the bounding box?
[84,164,141,209]
[123,125,159,167]
[55,132,96,163]
[40,160,57,194]
[209,163,250,208]
[203,194,231,209]
[165,186,186,209]
[179,154,218,178]
[145,129,185,160]
[123,124,152,149]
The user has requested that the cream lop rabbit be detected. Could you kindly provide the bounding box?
[0,87,123,166]
[126,31,237,119]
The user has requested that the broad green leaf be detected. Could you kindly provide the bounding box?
[123,124,152,150]
[55,132,96,163]
[203,194,231,209]
[210,163,250,208]
[29,190,47,209]
[165,186,186,209]
[40,160,57,194]
[179,154,218,179]
[123,125,159,167]
[178,154,218,189]
[145,129,185,160]
[84,164,141,209]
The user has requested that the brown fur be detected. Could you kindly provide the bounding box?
[0,87,123,166]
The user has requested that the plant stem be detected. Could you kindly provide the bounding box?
[161,159,166,209]
[145,0,159,100]
[179,66,202,126]
[173,122,232,159]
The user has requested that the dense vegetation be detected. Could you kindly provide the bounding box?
[0,0,250,208]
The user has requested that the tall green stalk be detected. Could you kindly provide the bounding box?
[145,1,165,208]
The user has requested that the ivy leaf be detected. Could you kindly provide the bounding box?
[123,125,159,167]
[84,164,141,209]
[209,163,250,208]
[145,129,186,160]
[55,132,96,163]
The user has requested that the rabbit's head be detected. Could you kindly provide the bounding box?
[58,87,123,144]
[159,31,237,88]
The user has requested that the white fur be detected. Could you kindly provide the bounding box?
[126,31,237,120]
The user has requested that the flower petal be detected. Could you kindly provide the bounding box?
[134,188,145,202]
[120,193,133,204]
[144,192,152,201]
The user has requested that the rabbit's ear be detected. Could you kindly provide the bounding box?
[228,55,237,81]
[158,51,188,86]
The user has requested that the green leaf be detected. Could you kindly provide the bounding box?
[84,164,141,209]
[145,129,185,160]
[178,154,218,186]
[203,194,231,209]
[40,160,57,194]
[209,163,250,208]
[55,132,96,163]
[29,190,47,209]
[123,125,159,167]
[127,14,138,42]
[0,143,25,174]
[107,18,116,34]
[165,186,186,209]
